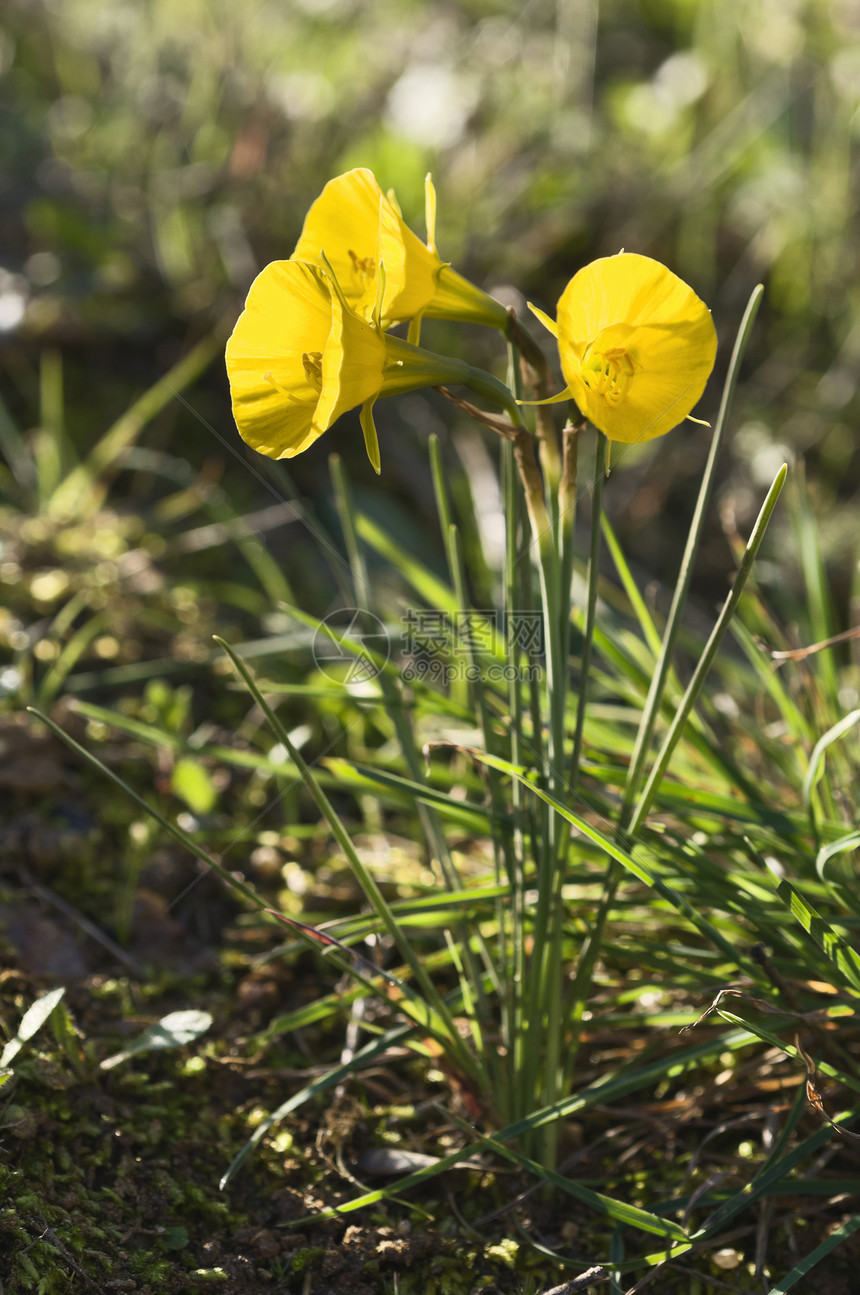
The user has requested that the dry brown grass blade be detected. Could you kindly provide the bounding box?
[795,1034,860,1142]
[538,1268,609,1295]
[766,624,860,662]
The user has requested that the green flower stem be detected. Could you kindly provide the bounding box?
[334,449,495,1072]
[503,345,527,1110]
[464,366,530,430]
[383,334,526,430]
[507,309,562,508]
[424,263,511,331]
[620,284,765,823]
[564,291,766,1082]
[512,428,552,541]
[564,289,764,1087]
[512,424,569,1163]
[558,419,585,689]
[381,334,470,394]
[568,430,607,793]
[533,424,589,1163]
[430,439,516,933]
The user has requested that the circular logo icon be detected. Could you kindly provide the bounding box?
[313,607,390,684]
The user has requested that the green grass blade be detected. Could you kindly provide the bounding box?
[428,744,750,972]
[816,830,860,881]
[600,512,663,661]
[49,330,222,519]
[630,461,787,834]
[27,707,267,913]
[447,1118,689,1241]
[213,636,483,1085]
[329,759,496,833]
[569,432,607,790]
[773,875,860,994]
[765,1215,860,1294]
[35,349,66,505]
[791,463,840,703]
[0,390,36,491]
[802,708,860,840]
[356,513,458,612]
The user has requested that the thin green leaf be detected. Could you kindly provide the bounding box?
[101,1010,213,1070]
[631,462,787,834]
[622,284,764,818]
[213,637,484,1086]
[802,708,860,837]
[766,1214,860,1294]
[0,988,66,1068]
[356,514,458,613]
[816,830,860,881]
[430,744,749,973]
[772,876,860,994]
[450,1119,688,1240]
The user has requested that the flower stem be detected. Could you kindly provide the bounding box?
[568,430,607,793]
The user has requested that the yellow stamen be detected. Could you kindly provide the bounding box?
[581,344,636,406]
[347,248,375,285]
[264,371,305,405]
[301,351,324,390]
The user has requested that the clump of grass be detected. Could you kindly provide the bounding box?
[29,264,860,1295]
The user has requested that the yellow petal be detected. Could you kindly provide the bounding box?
[376,195,440,323]
[558,253,709,339]
[527,301,559,338]
[359,398,381,474]
[292,169,383,312]
[294,168,508,331]
[424,173,438,255]
[316,288,386,430]
[225,260,333,459]
[556,253,717,444]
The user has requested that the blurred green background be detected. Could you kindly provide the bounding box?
[2,0,859,611]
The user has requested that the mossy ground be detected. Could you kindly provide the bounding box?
[0,892,578,1294]
[0,690,581,1295]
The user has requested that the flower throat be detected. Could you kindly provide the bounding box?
[581,342,636,406]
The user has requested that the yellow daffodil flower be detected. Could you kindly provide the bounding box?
[292,168,509,332]
[528,253,717,444]
[226,258,515,473]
